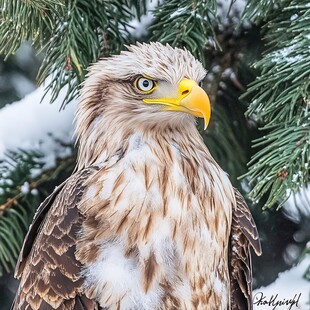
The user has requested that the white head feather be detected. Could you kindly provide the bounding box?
[75,42,207,169]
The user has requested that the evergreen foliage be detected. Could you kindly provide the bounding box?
[0,150,43,276]
[0,149,75,276]
[150,0,217,63]
[0,0,309,303]
[0,0,140,106]
[242,0,310,208]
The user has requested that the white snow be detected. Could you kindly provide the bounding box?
[170,6,187,19]
[30,188,39,196]
[253,186,310,310]
[283,186,310,223]
[20,181,30,194]
[128,1,161,38]
[0,80,77,178]
[254,255,310,310]
[271,45,303,64]
[9,73,36,98]
[217,0,247,26]
[291,14,299,21]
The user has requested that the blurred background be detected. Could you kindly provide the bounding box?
[0,0,309,308]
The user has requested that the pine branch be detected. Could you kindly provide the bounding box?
[0,150,43,275]
[38,0,135,107]
[130,0,148,19]
[0,149,75,275]
[0,0,147,108]
[242,0,310,208]
[243,0,278,23]
[245,116,310,208]
[0,0,63,56]
[150,0,218,64]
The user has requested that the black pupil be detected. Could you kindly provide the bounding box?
[143,79,150,88]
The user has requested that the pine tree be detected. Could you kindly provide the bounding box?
[0,0,309,306]
[243,0,310,209]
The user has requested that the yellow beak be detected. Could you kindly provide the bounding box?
[143,79,211,129]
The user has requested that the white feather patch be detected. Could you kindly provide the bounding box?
[83,241,163,310]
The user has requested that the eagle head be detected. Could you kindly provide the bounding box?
[75,42,210,169]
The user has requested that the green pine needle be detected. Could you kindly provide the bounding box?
[0,150,44,275]
[150,0,218,65]
[242,0,310,208]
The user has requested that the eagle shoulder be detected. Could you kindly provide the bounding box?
[229,188,262,310]
[12,166,100,310]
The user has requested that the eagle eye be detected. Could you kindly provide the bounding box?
[134,76,157,94]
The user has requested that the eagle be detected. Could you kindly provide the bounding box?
[12,42,261,310]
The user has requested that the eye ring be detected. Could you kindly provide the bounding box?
[134,76,157,94]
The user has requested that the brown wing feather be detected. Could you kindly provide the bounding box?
[12,167,100,310]
[15,182,66,278]
[229,188,262,310]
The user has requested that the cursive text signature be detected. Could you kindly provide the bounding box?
[253,291,301,310]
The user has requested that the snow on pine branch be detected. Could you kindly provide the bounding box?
[0,81,76,180]
[128,0,160,38]
[217,0,247,26]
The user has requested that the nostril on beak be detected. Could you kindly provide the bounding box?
[181,90,189,96]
